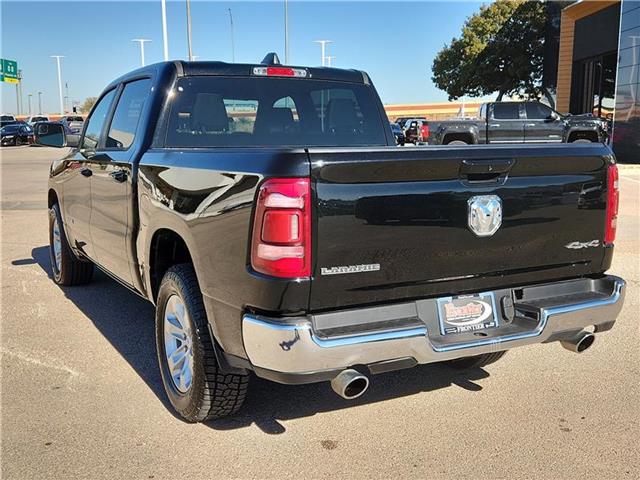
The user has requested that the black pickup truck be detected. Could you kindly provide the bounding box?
[428,101,609,145]
[37,56,626,423]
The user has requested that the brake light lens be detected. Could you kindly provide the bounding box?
[252,66,308,78]
[251,178,311,278]
[421,123,430,140]
[605,164,619,245]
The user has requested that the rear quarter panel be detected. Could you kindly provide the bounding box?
[137,148,310,357]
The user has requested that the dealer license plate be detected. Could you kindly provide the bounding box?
[437,292,498,335]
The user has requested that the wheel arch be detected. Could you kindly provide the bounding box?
[567,128,600,143]
[48,188,59,208]
[443,131,475,144]
[148,227,197,302]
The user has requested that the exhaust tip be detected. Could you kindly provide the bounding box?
[576,332,595,352]
[331,369,370,400]
[561,332,595,353]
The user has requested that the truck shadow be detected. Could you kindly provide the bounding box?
[28,245,491,435]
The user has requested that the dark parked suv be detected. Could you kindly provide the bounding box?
[37,56,625,423]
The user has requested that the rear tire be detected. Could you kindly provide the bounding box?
[48,203,94,286]
[446,139,469,145]
[155,264,249,422]
[446,351,506,369]
[570,138,594,143]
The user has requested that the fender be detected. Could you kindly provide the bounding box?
[437,122,479,144]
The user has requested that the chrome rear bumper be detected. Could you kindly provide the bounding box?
[242,276,625,381]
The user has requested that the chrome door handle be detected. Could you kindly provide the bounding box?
[525,123,536,127]
[490,124,501,128]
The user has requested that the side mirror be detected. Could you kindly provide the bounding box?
[34,122,75,148]
[547,112,560,122]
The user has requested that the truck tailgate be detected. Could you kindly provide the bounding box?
[308,145,612,311]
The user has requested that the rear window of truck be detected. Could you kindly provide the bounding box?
[165,76,387,147]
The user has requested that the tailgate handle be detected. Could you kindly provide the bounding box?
[460,159,514,182]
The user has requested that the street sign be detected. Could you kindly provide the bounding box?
[0,59,19,83]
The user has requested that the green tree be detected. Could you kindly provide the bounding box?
[432,0,550,103]
[80,97,97,114]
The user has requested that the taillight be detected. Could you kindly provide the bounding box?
[421,124,430,139]
[251,178,311,278]
[605,164,619,245]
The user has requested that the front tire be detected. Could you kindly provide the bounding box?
[446,351,506,369]
[446,139,469,145]
[48,203,93,286]
[156,264,249,422]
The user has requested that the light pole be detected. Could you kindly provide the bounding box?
[228,8,235,62]
[161,0,169,60]
[51,55,65,115]
[132,38,152,66]
[38,92,43,115]
[313,40,332,66]
[284,0,289,64]
[15,70,22,114]
[28,94,32,115]
[186,0,194,61]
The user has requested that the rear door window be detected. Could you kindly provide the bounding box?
[165,76,387,147]
[492,103,521,119]
[106,78,152,149]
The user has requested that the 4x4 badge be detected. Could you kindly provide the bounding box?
[565,240,600,249]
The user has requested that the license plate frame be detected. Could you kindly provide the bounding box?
[437,292,499,335]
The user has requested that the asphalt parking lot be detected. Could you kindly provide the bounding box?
[1,145,639,479]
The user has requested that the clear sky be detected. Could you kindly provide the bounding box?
[1,0,485,115]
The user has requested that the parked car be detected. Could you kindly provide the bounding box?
[395,116,426,129]
[26,115,50,125]
[37,56,625,423]
[1,115,18,128]
[390,122,405,145]
[427,101,608,145]
[58,115,84,133]
[1,123,35,146]
[404,119,430,144]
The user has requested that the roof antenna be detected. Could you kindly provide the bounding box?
[261,52,281,65]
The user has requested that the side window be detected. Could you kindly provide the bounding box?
[310,88,368,134]
[479,104,486,119]
[106,78,152,149]
[81,89,117,150]
[525,103,552,120]
[263,96,300,133]
[226,98,259,134]
[273,96,300,121]
[492,103,520,120]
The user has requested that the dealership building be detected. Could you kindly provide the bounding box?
[555,0,639,162]
[613,0,639,162]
